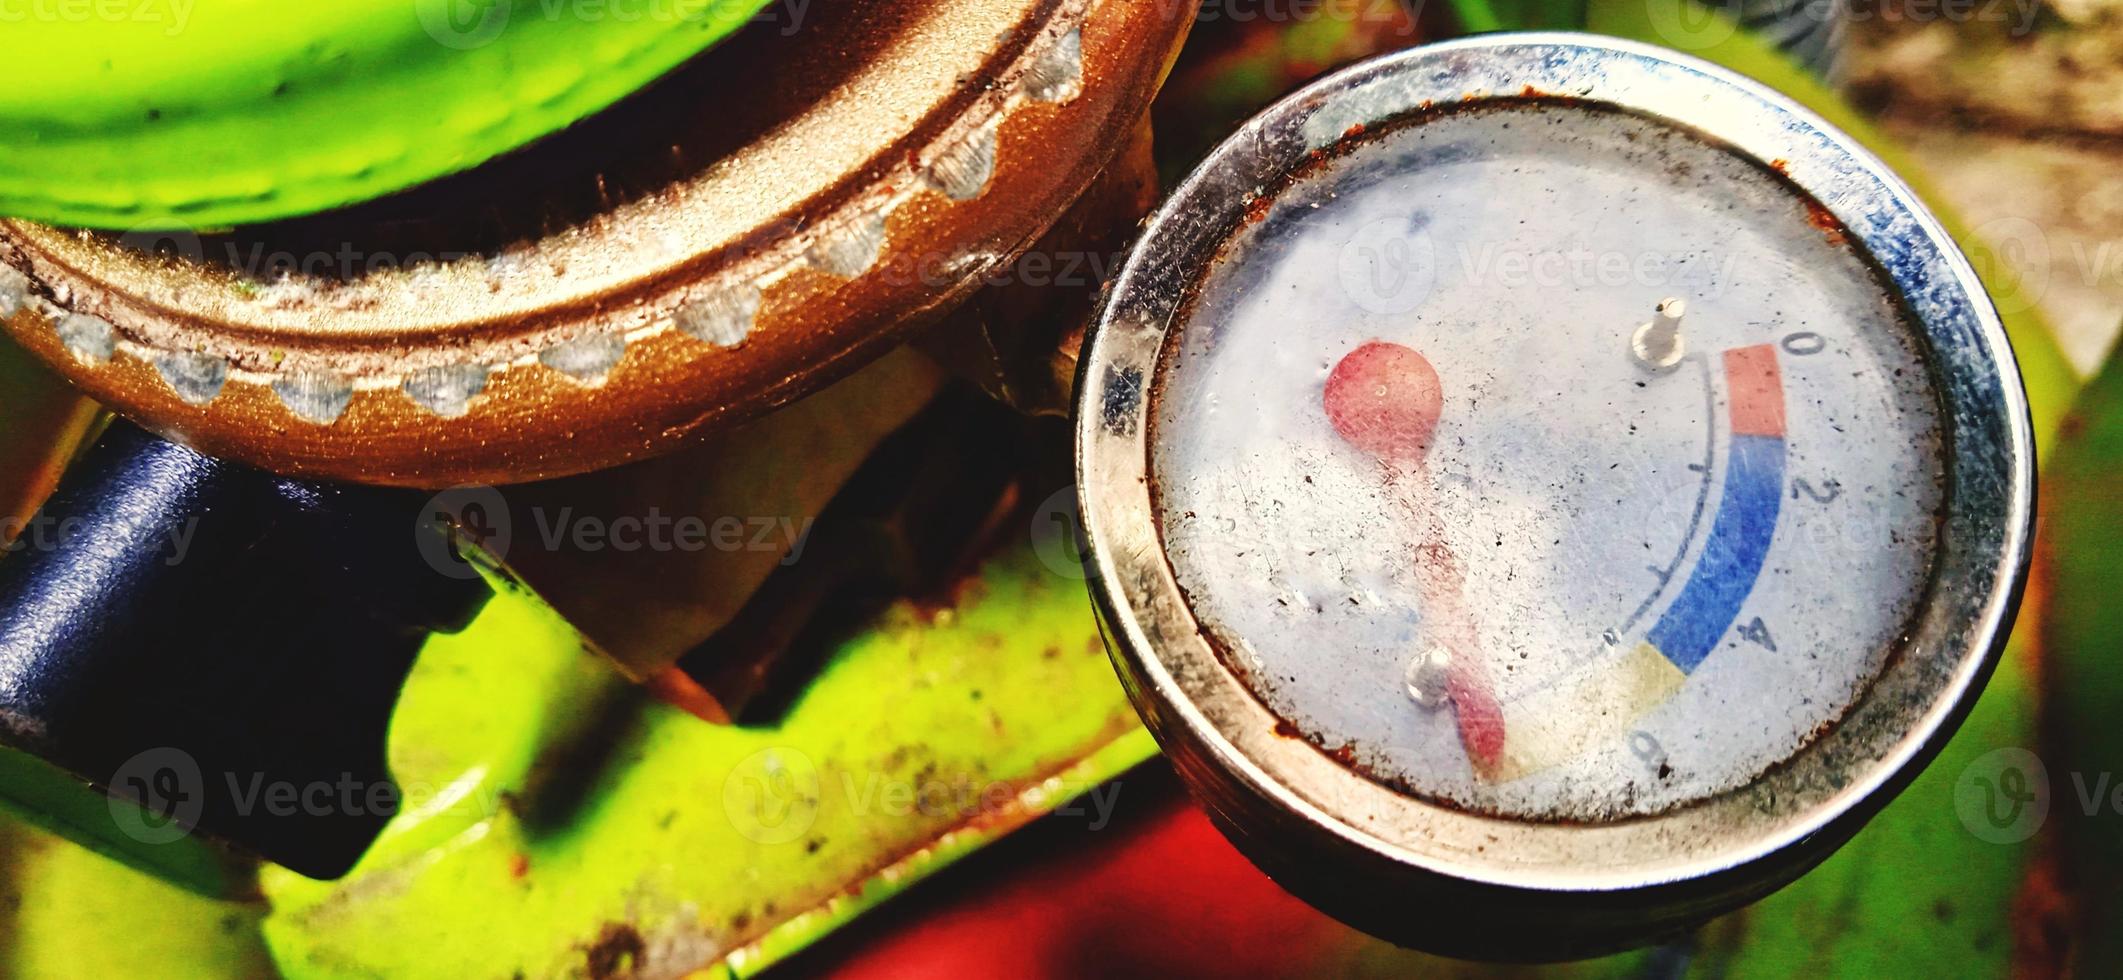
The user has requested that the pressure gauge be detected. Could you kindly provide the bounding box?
[1077,34,2031,959]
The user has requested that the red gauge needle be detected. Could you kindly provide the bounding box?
[1324,341,1507,777]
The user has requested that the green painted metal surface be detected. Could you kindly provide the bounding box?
[0,817,275,978]
[0,533,1151,978]
[2042,338,2123,976]
[258,545,1150,978]
[0,741,255,901]
[0,1,771,229]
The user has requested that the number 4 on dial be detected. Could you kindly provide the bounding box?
[1736,616,1777,652]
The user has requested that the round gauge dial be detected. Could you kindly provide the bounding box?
[1077,35,2031,958]
[1152,100,1946,820]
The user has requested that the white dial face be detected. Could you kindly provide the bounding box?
[1150,101,1948,821]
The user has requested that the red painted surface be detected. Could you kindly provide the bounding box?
[1448,656,1508,774]
[1325,341,1506,776]
[1725,344,1788,439]
[791,771,1364,979]
[1324,340,1444,467]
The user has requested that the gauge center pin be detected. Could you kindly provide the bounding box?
[1631,297,1690,372]
[1404,646,1454,709]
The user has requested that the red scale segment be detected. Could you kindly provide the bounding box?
[1725,344,1787,439]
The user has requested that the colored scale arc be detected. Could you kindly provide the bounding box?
[1325,340,1789,782]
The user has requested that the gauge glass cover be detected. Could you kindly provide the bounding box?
[1152,100,1947,821]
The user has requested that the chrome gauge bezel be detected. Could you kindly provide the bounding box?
[1075,32,2032,957]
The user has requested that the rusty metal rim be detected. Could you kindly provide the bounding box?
[0,0,1196,485]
